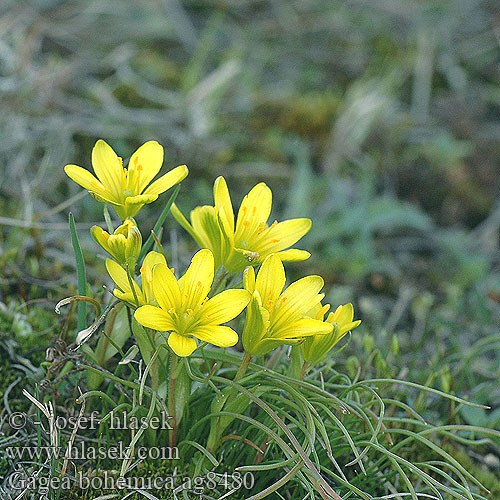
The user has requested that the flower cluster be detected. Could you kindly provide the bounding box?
[65,139,361,362]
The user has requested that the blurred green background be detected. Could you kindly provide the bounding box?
[1,0,499,454]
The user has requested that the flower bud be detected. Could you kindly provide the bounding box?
[301,303,361,364]
[91,218,142,268]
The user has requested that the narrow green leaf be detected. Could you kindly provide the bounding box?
[69,212,87,332]
[137,184,181,266]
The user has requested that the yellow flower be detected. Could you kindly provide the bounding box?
[106,251,166,306]
[242,254,333,356]
[171,176,311,273]
[301,303,361,364]
[91,218,142,268]
[65,139,188,219]
[134,249,251,357]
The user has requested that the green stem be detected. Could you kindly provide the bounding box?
[300,361,310,380]
[168,352,178,448]
[207,351,252,452]
[234,351,252,383]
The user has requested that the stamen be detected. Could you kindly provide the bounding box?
[252,206,257,215]
[197,281,202,287]
[281,297,287,303]
[168,308,175,314]
[187,308,193,315]
[271,239,280,243]
[242,206,248,214]
[266,300,273,308]
[243,221,250,227]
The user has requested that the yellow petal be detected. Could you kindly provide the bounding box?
[191,325,238,347]
[273,317,333,340]
[255,254,286,312]
[181,249,214,308]
[339,320,361,337]
[128,141,164,194]
[235,182,272,243]
[91,140,124,200]
[141,251,167,303]
[152,263,182,311]
[202,289,250,324]
[64,164,110,199]
[213,176,234,232]
[243,266,256,293]
[336,303,354,324]
[272,276,325,330]
[142,251,167,271]
[171,203,206,248]
[105,258,144,304]
[134,305,176,331]
[274,249,311,262]
[90,225,110,253]
[242,291,270,355]
[190,206,224,264]
[168,332,197,357]
[254,218,312,254]
[143,165,188,196]
[301,326,339,364]
[120,193,158,219]
[107,233,127,263]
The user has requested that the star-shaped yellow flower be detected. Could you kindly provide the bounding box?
[65,139,188,219]
[300,303,361,364]
[242,254,333,356]
[134,249,251,357]
[106,251,166,306]
[171,176,311,273]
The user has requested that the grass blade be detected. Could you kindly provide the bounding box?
[69,212,87,332]
[137,184,181,265]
